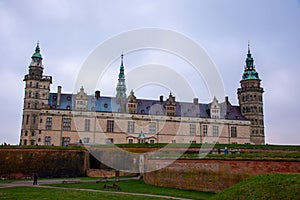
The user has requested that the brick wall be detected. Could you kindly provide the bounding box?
[144,158,300,193]
[0,148,89,178]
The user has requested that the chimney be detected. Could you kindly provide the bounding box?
[225,96,229,105]
[57,86,62,106]
[95,90,100,100]
[160,95,164,102]
[193,98,198,104]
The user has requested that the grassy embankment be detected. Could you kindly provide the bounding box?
[212,173,300,200]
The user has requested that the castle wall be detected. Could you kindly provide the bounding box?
[144,158,300,193]
[0,148,88,178]
[34,109,251,146]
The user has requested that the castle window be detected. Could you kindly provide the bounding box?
[32,116,36,124]
[85,119,90,131]
[23,139,27,145]
[213,126,219,137]
[127,121,135,133]
[28,103,31,108]
[44,136,51,146]
[31,131,35,136]
[26,115,29,124]
[62,118,71,131]
[106,120,114,132]
[149,122,156,134]
[62,137,70,146]
[29,91,32,98]
[190,124,196,136]
[29,82,32,87]
[104,103,108,108]
[35,92,39,99]
[150,139,155,144]
[25,131,28,136]
[231,126,237,138]
[36,82,39,88]
[83,137,90,143]
[66,105,71,110]
[128,139,133,144]
[105,138,113,144]
[202,125,208,136]
[46,117,52,130]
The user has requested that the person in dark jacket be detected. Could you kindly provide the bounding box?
[33,173,38,185]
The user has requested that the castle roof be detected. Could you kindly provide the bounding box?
[48,92,247,120]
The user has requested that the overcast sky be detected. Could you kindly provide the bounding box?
[0,0,299,145]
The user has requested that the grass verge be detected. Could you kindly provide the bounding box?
[0,186,167,200]
[212,173,300,200]
[47,179,214,200]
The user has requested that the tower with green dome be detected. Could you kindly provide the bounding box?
[237,43,265,144]
[21,43,52,146]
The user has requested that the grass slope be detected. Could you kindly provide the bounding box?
[48,179,214,200]
[212,174,300,200]
[0,187,165,200]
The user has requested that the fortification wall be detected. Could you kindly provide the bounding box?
[144,158,300,193]
[0,148,89,178]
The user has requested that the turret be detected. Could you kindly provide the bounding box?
[20,42,52,146]
[237,43,265,144]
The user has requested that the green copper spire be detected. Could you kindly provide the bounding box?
[245,42,254,70]
[116,53,127,99]
[31,42,43,60]
[242,42,260,80]
[119,53,125,79]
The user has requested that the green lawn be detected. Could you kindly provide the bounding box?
[212,173,300,200]
[0,187,166,200]
[48,179,214,200]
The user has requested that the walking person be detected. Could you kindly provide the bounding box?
[33,172,38,185]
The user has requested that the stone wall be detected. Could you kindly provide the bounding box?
[144,158,300,193]
[0,148,89,178]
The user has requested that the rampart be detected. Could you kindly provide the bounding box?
[0,148,88,178]
[144,158,300,193]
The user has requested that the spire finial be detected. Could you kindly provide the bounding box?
[248,40,250,54]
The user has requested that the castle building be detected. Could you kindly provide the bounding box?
[20,43,265,146]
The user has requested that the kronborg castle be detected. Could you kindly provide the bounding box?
[20,43,265,146]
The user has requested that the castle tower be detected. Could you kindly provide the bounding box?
[127,90,137,114]
[237,43,264,144]
[116,54,127,112]
[21,43,52,145]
